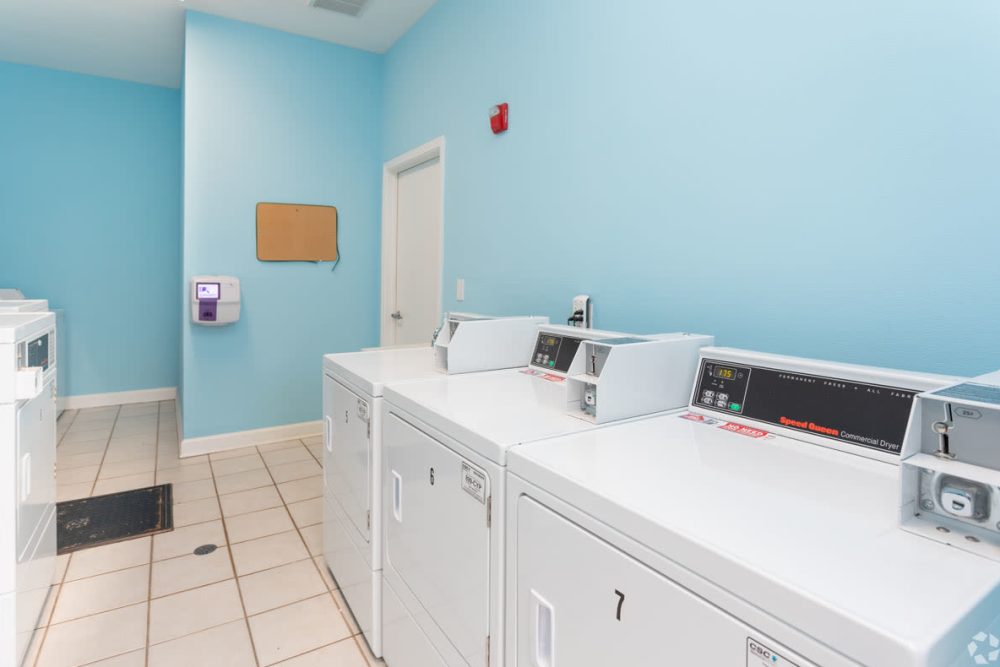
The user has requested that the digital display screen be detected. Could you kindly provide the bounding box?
[714,366,737,380]
[197,283,220,300]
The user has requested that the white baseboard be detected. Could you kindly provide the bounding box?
[61,387,177,411]
[181,420,323,458]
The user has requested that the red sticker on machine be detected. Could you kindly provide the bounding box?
[678,412,720,425]
[720,422,769,438]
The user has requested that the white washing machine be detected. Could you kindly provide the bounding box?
[379,331,712,667]
[505,348,1000,667]
[0,313,58,667]
[0,301,48,313]
[322,314,546,657]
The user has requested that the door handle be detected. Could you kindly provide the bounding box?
[392,470,403,522]
[390,311,403,321]
[531,589,555,667]
[324,416,333,453]
[20,453,31,502]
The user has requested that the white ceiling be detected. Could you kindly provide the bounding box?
[0,0,436,89]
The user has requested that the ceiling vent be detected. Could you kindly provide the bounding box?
[309,0,368,17]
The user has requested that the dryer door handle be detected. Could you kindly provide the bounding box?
[391,470,403,522]
[531,589,555,667]
[324,416,333,453]
[20,453,31,502]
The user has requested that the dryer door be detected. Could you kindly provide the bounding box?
[513,496,812,667]
[384,412,490,664]
[325,375,371,542]
[16,383,56,559]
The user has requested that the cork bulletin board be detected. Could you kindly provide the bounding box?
[256,203,338,262]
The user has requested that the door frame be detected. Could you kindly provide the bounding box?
[380,136,446,347]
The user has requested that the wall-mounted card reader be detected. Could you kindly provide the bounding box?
[900,370,1000,560]
[565,333,714,423]
[432,313,549,374]
[191,276,240,326]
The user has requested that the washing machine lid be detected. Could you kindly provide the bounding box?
[508,413,1000,667]
[0,312,55,343]
[323,347,439,397]
[384,369,599,464]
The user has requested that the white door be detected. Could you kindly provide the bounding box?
[388,156,443,346]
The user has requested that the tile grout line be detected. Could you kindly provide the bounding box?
[86,405,124,497]
[144,401,163,667]
[39,407,353,666]
[253,441,360,642]
[31,406,116,667]
[296,436,382,665]
[208,439,264,667]
[55,408,80,447]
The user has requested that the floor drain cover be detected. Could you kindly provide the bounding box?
[194,544,218,556]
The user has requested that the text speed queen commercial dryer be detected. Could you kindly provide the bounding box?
[322,314,546,658]
[505,348,1000,667]
[379,330,712,667]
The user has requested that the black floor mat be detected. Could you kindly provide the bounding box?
[56,484,173,554]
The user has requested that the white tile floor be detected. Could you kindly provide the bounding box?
[24,400,382,667]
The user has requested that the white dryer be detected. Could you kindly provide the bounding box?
[322,313,546,658]
[379,330,712,667]
[505,348,1000,667]
[0,313,58,667]
[0,301,48,313]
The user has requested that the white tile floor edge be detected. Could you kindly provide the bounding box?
[23,400,382,667]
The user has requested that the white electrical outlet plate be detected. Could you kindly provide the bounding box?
[456,278,465,301]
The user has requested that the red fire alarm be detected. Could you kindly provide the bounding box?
[490,103,509,134]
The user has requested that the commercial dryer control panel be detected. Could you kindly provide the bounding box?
[691,358,918,455]
[529,331,585,374]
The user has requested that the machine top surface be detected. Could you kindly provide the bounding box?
[929,370,1000,408]
[323,346,440,397]
[384,369,598,464]
[0,312,55,343]
[0,299,47,312]
[508,352,996,667]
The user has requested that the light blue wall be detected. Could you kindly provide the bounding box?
[383,0,1000,376]
[0,62,181,395]
[182,13,383,438]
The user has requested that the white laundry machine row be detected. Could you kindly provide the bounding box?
[504,347,1000,667]
[321,313,548,658]
[0,313,58,667]
[379,331,713,667]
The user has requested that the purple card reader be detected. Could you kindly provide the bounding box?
[196,282,220,322]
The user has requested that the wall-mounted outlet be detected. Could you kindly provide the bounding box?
[569,294,592,328]
[456,278,465,301]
